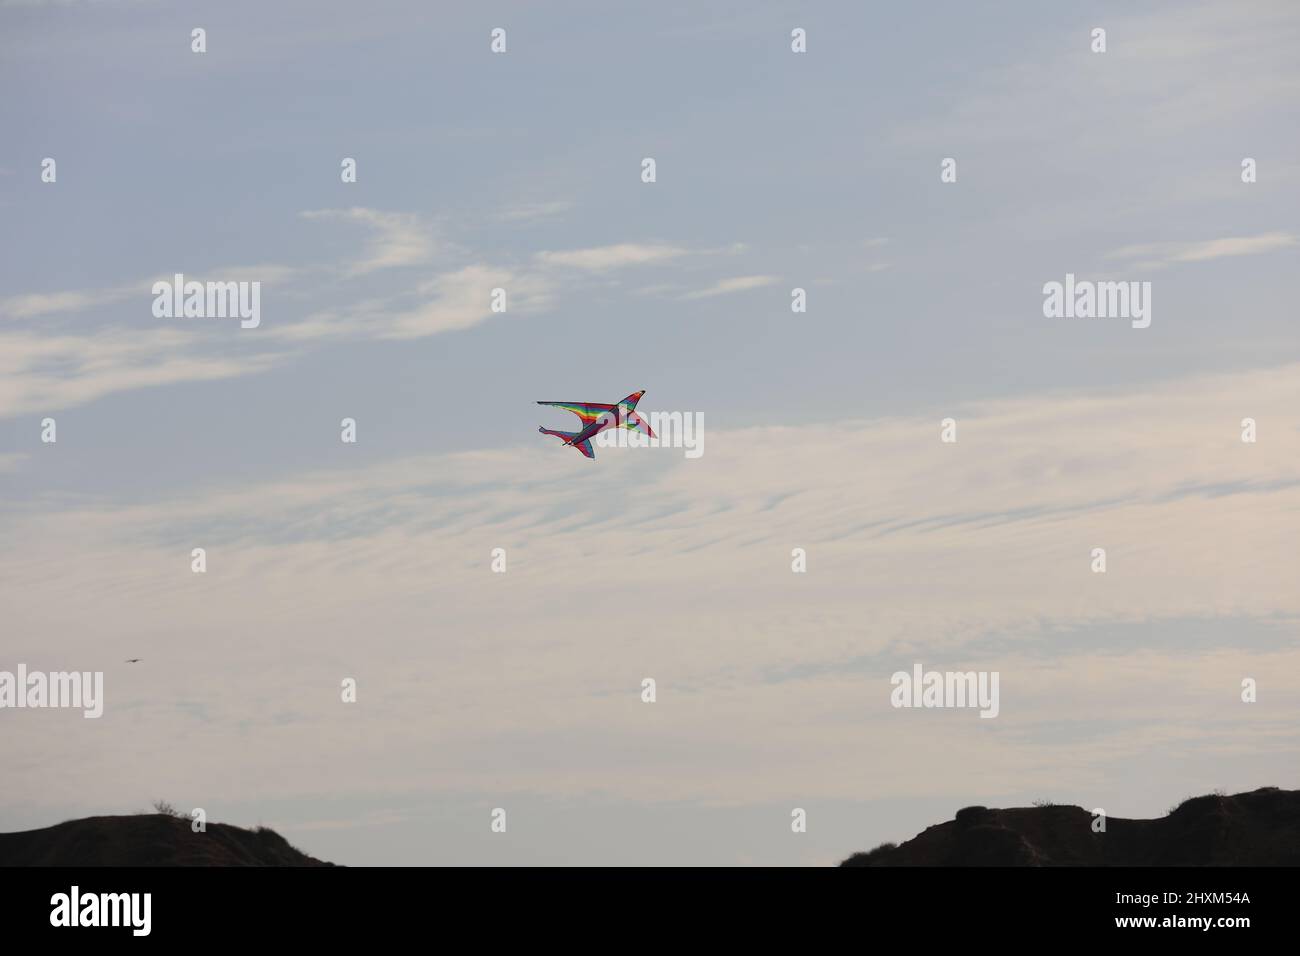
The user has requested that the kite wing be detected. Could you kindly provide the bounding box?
[538,426,598,460]
[536,401,616,426]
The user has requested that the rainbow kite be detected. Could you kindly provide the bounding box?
[537,389,655,459]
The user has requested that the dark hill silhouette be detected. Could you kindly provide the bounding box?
[842,787,1300,866]
[0,813,334,867]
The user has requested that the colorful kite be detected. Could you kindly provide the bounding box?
[537,389,655,459]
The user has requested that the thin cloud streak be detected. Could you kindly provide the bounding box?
[0,215,748,417]
[534,242,691,271]
[3,363,1297,811]
[1106,232,1297,268]
[680,275,777,300]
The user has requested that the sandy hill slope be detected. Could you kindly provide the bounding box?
[842,787,1300,866]
[0,813,334,867]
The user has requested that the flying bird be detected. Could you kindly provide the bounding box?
[537,389,654,459]
[125,659,142,664]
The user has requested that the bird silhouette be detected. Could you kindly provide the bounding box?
[125,658,142,663]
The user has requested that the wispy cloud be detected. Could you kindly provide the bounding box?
[0,452,28,473]
[1,284,138,321]
[495,199,572,223]
[534,242,689,271]
[1106,232,1297,269]
[0,327,284,418]
[893,1,1300,152]
[0,209,730,415]
[1,206,421,324]
[1,265,301,322]
[382,264,531,340]
[3,363,1298,808]
[680,275,778,300]
[300,207,439,276]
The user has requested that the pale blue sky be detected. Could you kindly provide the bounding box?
[2,0,1299,865]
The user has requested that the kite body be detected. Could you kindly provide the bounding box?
[537,389,654,460]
